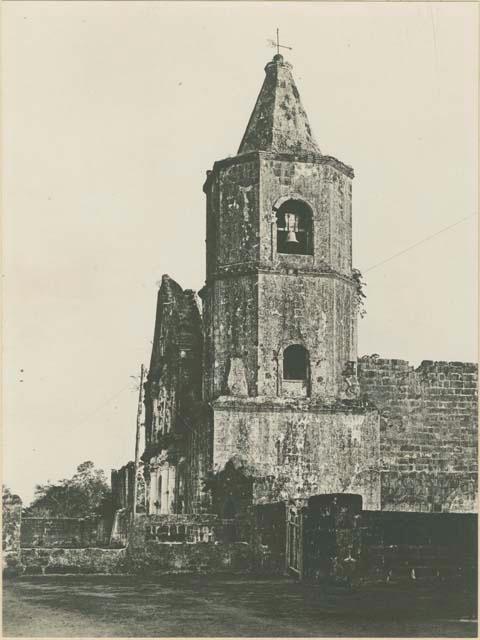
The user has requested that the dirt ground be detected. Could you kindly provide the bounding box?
[2,574,477,637]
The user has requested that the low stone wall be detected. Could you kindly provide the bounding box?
[21,516,111,548]
[360,510,477,583]
[20,547,127,575]
[145,513,250,543]
[253,494,478,585]
[126,541,252,575]
[124,513,253,575]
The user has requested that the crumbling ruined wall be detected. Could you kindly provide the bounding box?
[111,462,145,513]
[212,399,380,510]
[143,276,202,451]
[358,358,478,512]
[142,275,204,516]
[111,463,134,510]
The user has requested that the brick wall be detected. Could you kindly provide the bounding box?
[358,358,478,512]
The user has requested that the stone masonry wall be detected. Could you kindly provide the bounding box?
[358,358,478,512]
[204,276,259,399]
[212,400,381,510]
[183,405,214,513]
[203,157,260,401]
[20,547,127,575]
[203,154,358,404]
[360,510,477,583]
[214,159,260,269]
[257,272,357,399]
[126,515,252,575]
[259,157,353,278]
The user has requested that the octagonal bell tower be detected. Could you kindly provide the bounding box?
[201,54,359,403]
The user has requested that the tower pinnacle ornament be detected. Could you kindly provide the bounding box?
[238,48,321,155]
[267,28,292,57]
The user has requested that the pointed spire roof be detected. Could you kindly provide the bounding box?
[238,54,321,156]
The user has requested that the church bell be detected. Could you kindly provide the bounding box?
[285,212,300,244]
[286,230,299,244]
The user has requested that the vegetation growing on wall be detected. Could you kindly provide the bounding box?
[352,268,367,318]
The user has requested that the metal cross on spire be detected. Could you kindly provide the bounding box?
[268,28,293,56]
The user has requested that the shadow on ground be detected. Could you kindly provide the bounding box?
[3,574,478,637]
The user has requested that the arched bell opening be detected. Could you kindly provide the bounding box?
[275,199,313,256]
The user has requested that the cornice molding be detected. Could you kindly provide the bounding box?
[203,152,353,191]
[204,262,357,287]
[211,395,374,415]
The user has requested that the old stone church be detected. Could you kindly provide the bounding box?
[114,54,477,520]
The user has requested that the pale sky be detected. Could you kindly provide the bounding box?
[3,1,477,504]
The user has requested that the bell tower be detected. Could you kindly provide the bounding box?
[201,54,358,403]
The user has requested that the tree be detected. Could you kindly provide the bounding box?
[2,485,19,504]
[25,461,112,518]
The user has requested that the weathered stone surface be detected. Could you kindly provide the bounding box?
[2,492,22,576]
[252,502,286,574]
[303,494,363,583]
[20,547,127,575]
[238,55,321,155]
[202,154,357,403]
[358,358,478,512]
[359,510,477,583]
[125,541,252,575]
[21,516,110,548]
[253,495,477,585]
[137,54,477,522]
[226,357,249,397]
[139,275,204,515]
[211,400,380,510]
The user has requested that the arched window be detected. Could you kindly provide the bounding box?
[276,199,313,256]
[283,344,308,380]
